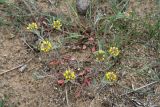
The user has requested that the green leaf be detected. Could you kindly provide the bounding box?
[66,33,82,40]
[0,99,4,107]
[0,0,6,3]
[32,72,45,80]
[115,12,125,19]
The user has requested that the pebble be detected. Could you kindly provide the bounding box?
[76,0,90,15]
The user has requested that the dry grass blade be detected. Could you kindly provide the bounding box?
[121,81,160,96]
[65,86,70,107]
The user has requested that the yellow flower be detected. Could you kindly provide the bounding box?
[108,47,120,57]
[39,40,52,52]
[27,22,38,30]
[53,20,62,30]
[105,72,117,82]
[63,69,76,80]
[95,50,106,62]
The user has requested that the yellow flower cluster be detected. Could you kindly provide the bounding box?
[108,47,120,57]
[105,72,117,82]
[39,40,52,52]
[27,22,38,30]
[53,20,62,30]
[63,69,76,80]
[95,50,106,62]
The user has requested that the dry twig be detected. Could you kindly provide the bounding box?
[0,58,33,76]
[121,81,160,96]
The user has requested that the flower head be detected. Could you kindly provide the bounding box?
[39,40,52,52]
[108,47,120,57]
[105,72,117,82]
[63,69,76,80]
[95,50,106,62]
[53,20,62,30]
[27,22,38,30]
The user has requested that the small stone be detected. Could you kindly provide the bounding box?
[76,0,90,15]
[19,64,27,72]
